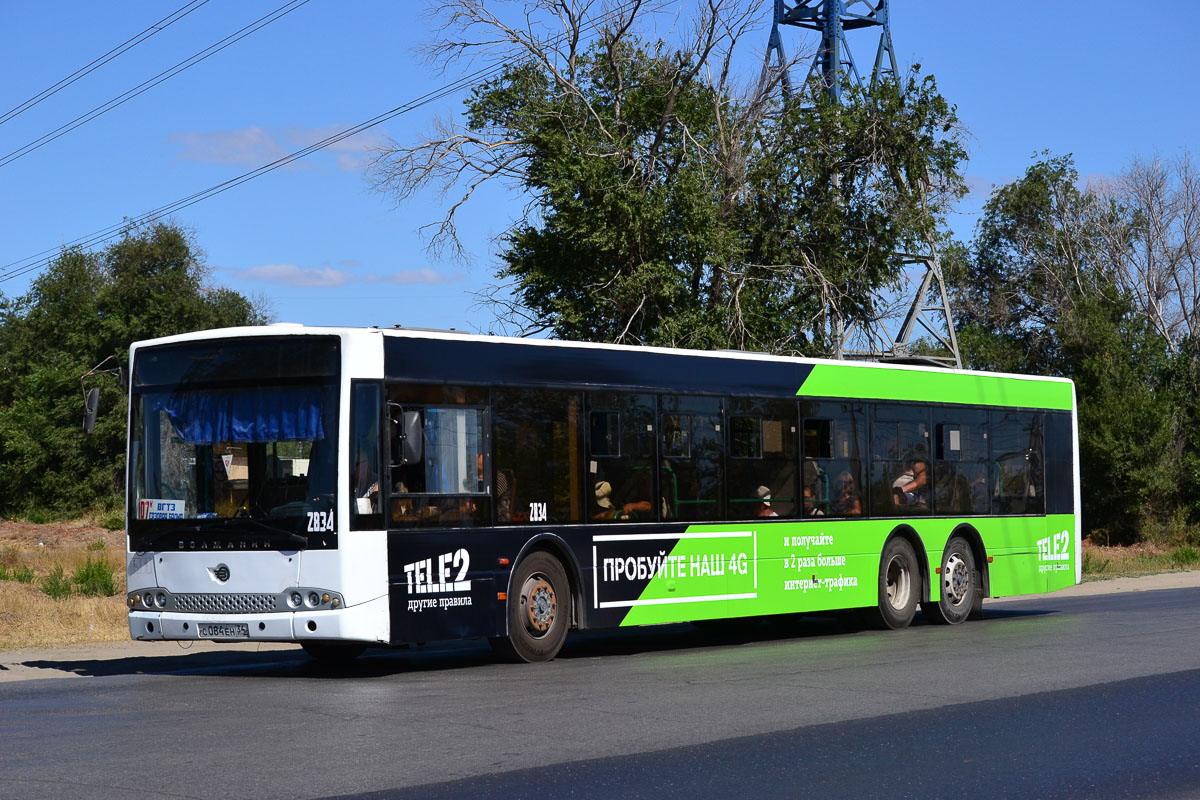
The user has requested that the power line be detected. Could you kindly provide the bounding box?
[0,0,311,170]
[0,0,647,286]
[0,0,213,128]
[0,65,494,285]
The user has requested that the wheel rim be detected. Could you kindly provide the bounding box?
[885,554,911,611]
[521,574,557,638]
[943,552,970,607]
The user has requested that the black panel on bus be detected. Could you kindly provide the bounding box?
[1043,412,1075,515]
[383,337,812,398]
[133,336,339,387]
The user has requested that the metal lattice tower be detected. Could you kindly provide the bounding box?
[764,0,961,367]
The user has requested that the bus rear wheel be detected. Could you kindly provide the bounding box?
[923,536,978,625]
[490,551,570,663]
[872,537,919,630]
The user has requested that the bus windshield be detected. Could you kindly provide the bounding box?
[128,336,340,542]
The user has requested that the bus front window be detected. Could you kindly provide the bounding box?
[132,384,337,523]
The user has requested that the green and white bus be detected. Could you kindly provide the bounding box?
[125,325,1079,662]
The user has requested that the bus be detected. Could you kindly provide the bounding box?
[125,325,1080,663]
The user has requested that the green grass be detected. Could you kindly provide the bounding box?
[71,556,117,597]
[86,539,107,551]
[0,563,37,583]
[23,509,52,525]
[39,557,121,598]
[1082,549,1111,575]
[40,565,72,600]
[1170,545,1200,569]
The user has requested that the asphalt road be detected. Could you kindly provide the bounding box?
[2,587,1199,800]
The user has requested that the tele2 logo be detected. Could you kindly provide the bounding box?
[404,548,472,595]
[1037,530,1071,562]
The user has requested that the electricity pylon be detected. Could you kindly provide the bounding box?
[764,0,961,367]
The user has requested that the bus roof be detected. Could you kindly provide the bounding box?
[129,324,1075,411]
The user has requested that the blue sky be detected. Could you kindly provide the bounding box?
[1,1,1196,332]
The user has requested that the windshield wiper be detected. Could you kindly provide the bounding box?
[220,517,308,547]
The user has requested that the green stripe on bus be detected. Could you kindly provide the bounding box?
[798,364,1073,410]
[617,514,1077,627]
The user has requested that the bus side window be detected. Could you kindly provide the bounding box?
[932,410,989,515]
[586,393,656,522]
[727,399,799,520]
[990,410,1042,515]
[386,384,490,527]
[493,389,583,524]
[802,402,866,518]
[660,396,724,522]
[349,382,383,530]
[870,405,931,517]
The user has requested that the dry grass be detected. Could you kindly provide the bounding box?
[0,582,128,649]
[0,518,127,651]
[1082,540,1200,579]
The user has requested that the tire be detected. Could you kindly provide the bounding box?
[873,537,919,630]
[925,535,978,625]
[301,641,367,663]
[490,551,570,663]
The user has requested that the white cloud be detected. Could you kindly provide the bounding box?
[169,127,290,168]
[231,263,464,288]
[236,264,349,287]
[380,268,463,285]
[169,125,389,172]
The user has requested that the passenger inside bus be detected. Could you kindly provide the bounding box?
[495,468,514,522]
[831,471,863,515]
[353,449,379,513]
[801,458,827,516]
[892,459,928,507]
[755,485,778,518]
[592,480,620,520]
[616,468,656,519]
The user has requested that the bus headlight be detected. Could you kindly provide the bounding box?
[155,593,167,608]
[289,592,303,608]
[307,592,320,608]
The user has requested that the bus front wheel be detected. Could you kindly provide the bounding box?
[873,537,919,630]
[490,551,570,663]
[923,536,978,625]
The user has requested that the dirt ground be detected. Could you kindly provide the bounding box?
[0,516,123,549]
[0,518,128,651]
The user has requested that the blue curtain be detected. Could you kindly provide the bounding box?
[149,387,325,444]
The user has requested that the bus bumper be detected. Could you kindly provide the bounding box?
[128,594,390,644]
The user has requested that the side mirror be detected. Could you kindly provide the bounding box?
[80,355,124,434]
[83,387,100,435]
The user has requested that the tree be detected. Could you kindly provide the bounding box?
[371,0,966,354]
[1091,153,1200,349]
[946,155,1180,542]
[0,222,268,516]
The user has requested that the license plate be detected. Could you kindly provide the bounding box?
[198,623,249,639]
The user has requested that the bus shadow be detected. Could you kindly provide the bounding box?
[18,607,1057,679]
[18,641,501,681]
[559,606,1058,659]
[19,648,310,679]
